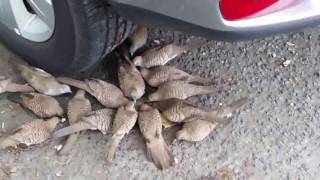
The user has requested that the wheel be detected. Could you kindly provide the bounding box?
[0,0,135,75]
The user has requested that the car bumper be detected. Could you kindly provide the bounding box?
[109,0,320,41]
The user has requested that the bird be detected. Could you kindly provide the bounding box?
[175,97,249,142]
[14,63,71,96]
[138,104,175,170]
[132,38,205,68]
[147,99,207,123]
[140,66,212,87]
[128,26,148,56]
[148,81,215,101]
[105,101,138,162]
[176,116,218,142]
[56,77,129,108]
[52,108,116,138]
[0,117,60,149]
[148,98,248,123]
[117,53,145,101]
[58,90,92,155]
[0,79,34,94]
[17,93,64,118]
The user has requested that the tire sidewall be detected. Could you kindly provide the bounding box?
[0,0,84,75]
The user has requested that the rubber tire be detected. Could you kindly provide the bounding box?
[0,0,135,75]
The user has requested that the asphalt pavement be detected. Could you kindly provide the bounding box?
[0,26,320,180]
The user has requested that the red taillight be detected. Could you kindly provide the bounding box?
[220,0,279,21]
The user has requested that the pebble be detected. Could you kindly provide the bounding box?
[153,40,161,45]
[54,144,63,151]
[55,171,63,177]
[286,42,295,46]
[282,59,291,67]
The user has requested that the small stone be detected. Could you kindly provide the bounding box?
[226,113,233,118]
[54,144,63,151]
[55,171,63,177]
[306,96,311,102]
[153,40,161,45]
[174,157,179,164]
[286,42,295,46]
[61,118,66,123]
[282,59,291,67]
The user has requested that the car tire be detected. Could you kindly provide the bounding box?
[0,0,135,75]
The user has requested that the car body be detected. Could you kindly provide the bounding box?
[0,0,319,74]
[110,0,320,40]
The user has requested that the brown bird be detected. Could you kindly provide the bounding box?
[53,108,116,138]
[133,39,205,68]
[175,98,249,142]
[58,90,92,155]
[105,101,138,162]
[14,63,71,96]
[0,79,34,94]
[0,117,60,149]
[138,104,174,169]
[140,66,212,87]
[128,26,148,55]
[148,98,248,123]
[18,93,64,118]
[117,54,145,101]
[176,116,218,142]
[148,81,215,101]
[148,99,206,123]
[57,77,129,108]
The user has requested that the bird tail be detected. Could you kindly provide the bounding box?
[227,97,249,113]
[0,137,19,149]
[194,85,216,95]
[181,38,207,52]
[117,44,132,62]
[57,133,79,155]
[146,137,175,170]
[105,134,125,163]
[188,75,213,85]
[7,93,23,105]
[56,77,90,92]
[52,121,92,139]
[5,83,35,93]
[207,97,249,122]
[11,62,35,81]
[11,61,29,73]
